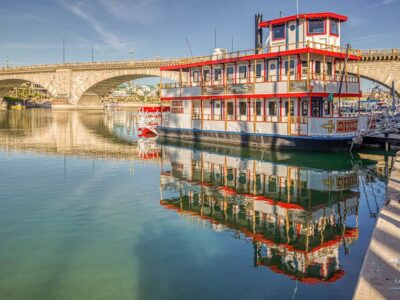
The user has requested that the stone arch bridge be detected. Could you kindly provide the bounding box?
[0,59,181,106]
[0,49,399,106]
[348,49,400,95]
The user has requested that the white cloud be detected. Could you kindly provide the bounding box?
[382,0,398,4]
[96,0,159,25]
[59,0,125,51]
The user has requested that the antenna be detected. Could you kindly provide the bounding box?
[214,26,217,49]
[296,0,299,17]
[91,44,94,62]
[62,39,65,64]
[185,38,194,56]
[280,11,282,18]
[231,35,234,52]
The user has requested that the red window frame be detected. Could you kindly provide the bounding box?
[306,18,326,36]
[271,23,286,41]
[329,19,339,37]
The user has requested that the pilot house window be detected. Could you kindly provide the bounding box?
[272,24,285,40]
[308,18,325,35]
[330,19,339,35]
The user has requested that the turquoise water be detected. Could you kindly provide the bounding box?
[0,110,392,300]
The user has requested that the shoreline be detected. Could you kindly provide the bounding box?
[353,152,400,299]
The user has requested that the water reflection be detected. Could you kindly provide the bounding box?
[0,110,160,160]
[0,109,392,299]
[159,144,386,284]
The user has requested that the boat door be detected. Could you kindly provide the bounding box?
[267,59,278,81]
[311,97,323,117]
[213,100,222,120]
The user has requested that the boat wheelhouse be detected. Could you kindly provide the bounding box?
[158,12,367,150]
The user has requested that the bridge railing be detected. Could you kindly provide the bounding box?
[361,49,400,56]
[0,58,183,72]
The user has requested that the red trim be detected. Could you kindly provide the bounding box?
[259,12,348,28]
[161,92,361,101]
[306,18,327,36]
[160,48,360,71]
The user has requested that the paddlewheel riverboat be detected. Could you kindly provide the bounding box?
[158,12,367,150]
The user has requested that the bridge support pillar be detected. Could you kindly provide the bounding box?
[78,93,102,107]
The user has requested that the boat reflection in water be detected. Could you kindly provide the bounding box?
[159,143,367,284]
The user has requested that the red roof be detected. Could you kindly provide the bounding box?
[259,12,348,28]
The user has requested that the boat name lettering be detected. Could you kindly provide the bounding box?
[337,119,358,132]
[227,84,254,94]
[202,86,225,95]
[171,100,184,114]
[289,80,307,92]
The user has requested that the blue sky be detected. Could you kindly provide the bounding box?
[0,0,399,67]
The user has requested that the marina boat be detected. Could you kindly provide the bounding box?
[158,12,367,151]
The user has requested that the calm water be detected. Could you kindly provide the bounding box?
[0,110,393,300]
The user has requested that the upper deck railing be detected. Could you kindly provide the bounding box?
[170,41,362,67]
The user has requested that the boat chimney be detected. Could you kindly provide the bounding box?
[255,14,263,54]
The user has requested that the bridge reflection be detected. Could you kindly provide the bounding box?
[159,144,386,283]
[0,110,159,160]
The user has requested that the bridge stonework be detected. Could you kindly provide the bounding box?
[348,49,400,95]
[0,60,180,106]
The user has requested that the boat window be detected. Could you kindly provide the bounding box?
[315,61,321,74]
[256,64,263,78]
[311,98,323,117]
[268,101,277,116]
[238,65,247,79]
[227,102,234,115]
[203,69,210,82]
[284,60,295,76]
[284,101,295,116]
[227,66,234,80]
[256,100,262,116]
[308,18,325,35]
[324,100,331,115]
[301,61,308,75]
[239,101,247,115]
[268,176,277,192]
[327,62,333,75]
[192,70,200,82]
[214,68,222,81]
[272,24,285,40]
[330,19,339,35]
[301,101,308,116]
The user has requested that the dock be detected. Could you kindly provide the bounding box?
[354,152,400,299]
[363,134,400,148]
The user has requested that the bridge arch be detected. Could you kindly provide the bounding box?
[0,77,56,99]
[72,68,180,106]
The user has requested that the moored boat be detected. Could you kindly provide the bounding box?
[157,11,367,151]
